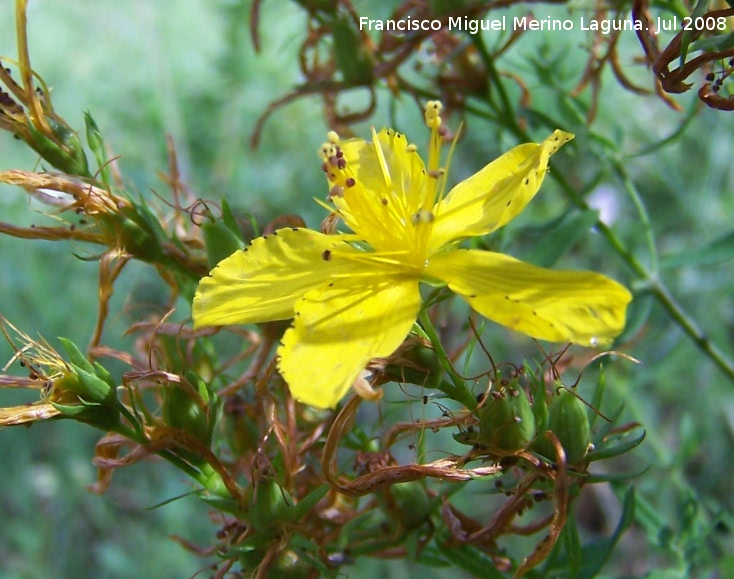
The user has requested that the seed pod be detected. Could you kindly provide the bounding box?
[477,380,536,455]
[536,387,591,465]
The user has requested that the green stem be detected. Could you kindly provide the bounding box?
[417,310,477,410]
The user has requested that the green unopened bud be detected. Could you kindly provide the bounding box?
[269,549,312,579]
[477,381,536,455]
[163,373,214,446]
[26,117,89,176]
[535,388,591,465]
[69,363,114,403]
[117,205,164,263]
[248,480,294,531]
[385,481,432,529]
[57,337,116,404]
[383,339,445,391]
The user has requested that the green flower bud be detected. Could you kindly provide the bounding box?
[248,480,294,531]
[477,381,536,455]
[535,388,591,465]
[26,116,89,176]
[385,481,432,529]
[269,549,312,579]
[57,337,116,404]
[163,373,214,446]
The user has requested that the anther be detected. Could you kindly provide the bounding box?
[411,209,435,225]
[345,177,356,188]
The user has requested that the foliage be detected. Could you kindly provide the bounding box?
[1,0,734,577]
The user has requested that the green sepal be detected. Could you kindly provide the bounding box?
[69,363,115,404]
[202,201,246,268]
[93,361,116,389]
[84,111,111,185]
[51,401,120,430]
[57,337,95,375]
[51,401,96,417]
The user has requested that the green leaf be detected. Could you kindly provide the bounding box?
[522,209,600,268]
[563,515,582,577]
[585,429,646,462]
[661,229,734,269]
[585,465,650,484]
[549,486,636,578]
[439,541,508,579]
[680,0,713,66]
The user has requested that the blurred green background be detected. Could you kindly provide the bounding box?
[1,0,734,577]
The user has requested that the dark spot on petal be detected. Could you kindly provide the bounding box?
[381,199,388,205]
[322,250,332,261]
[524,178,529,185]
[291,227,299,231]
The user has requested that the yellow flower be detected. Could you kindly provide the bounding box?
[193,102,631,409]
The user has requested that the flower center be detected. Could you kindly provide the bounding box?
[317,102,449,271]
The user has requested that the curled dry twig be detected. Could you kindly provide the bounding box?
[321,395,499,497]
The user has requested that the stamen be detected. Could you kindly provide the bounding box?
[411,209,435,225]
[424,100,443,129]
[370,127,392,188]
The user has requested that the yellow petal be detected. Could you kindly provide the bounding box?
[193,228,363,327]
[277,276,422,408]
[425,249,631,346]
[429,131,573,253]
[333,129,429,252]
